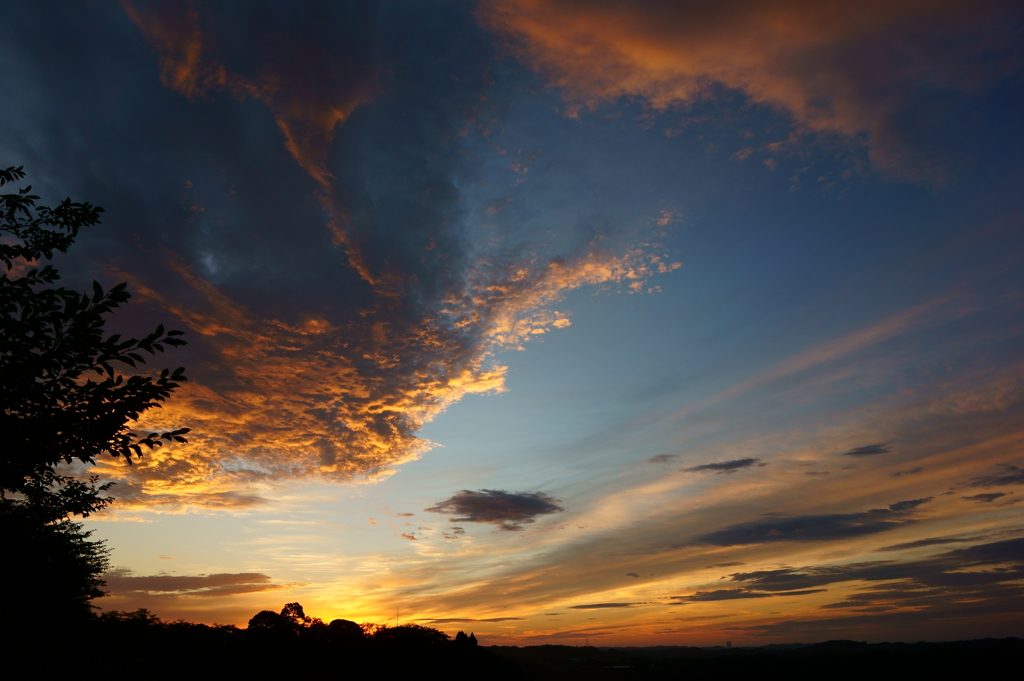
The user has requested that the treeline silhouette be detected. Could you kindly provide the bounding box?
[10,599,1020,679]
[8,602,520,679]
[5,597,1022,679]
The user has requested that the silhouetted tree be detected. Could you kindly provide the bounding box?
[372,623,451,649]
[454,630,479,647]
[0,166,189,632]
[280,602,312,627]
[247,609,297,639]
[2,506,108,633]
[0,165,189,519]
[327,618,365,645]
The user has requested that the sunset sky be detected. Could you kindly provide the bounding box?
[2,0,1023,645]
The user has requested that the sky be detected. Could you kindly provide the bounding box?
[2,0,1023,645]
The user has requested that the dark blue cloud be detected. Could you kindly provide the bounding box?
[841,443,891,457]
[683,458,765,474]
[962,493,1007,503]
[712,538,1024,635]
[879,535,989,552]
[968,463,1024,488]
[671,588,826,603]
[694,498,932,546]
[425,489,564,531]
[728,537,1024,593]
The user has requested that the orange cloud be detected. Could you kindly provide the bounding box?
[478,0,1020,181]
[95,3,684,511]
[95,244,678,510]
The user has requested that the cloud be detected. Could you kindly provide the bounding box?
[478,0,1024,181]
[694,498,932,546]
[0,2,680,510]
[727,537,1024,595]
[683,458,765,474]
[399,533,417,541]
[699,538,1024,634]
[101,241,674,510]
[102,569,286,598]
[425,489,565,531]
[891,466,924,477]
[626,572,639,578]
[707,562,745,568]
[962,493,1007,503]
[659,298,952,426]
[123,0,378,190]
[879,535,988,551]
[840,443,891,457]
[568,602,634,610]
[967,463,1024,488]
[671,588,826,603]
[647,454,679,464]
[426,617,525,623]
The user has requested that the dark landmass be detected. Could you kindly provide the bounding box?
[11,606,1019,681]
[490,639,1024,680]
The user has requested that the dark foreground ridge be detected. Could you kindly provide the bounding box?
[493,639,1024,679]
[9,602,1020,679]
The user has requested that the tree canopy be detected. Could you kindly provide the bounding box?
[1,166,190,631]
[0,165,189,521]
